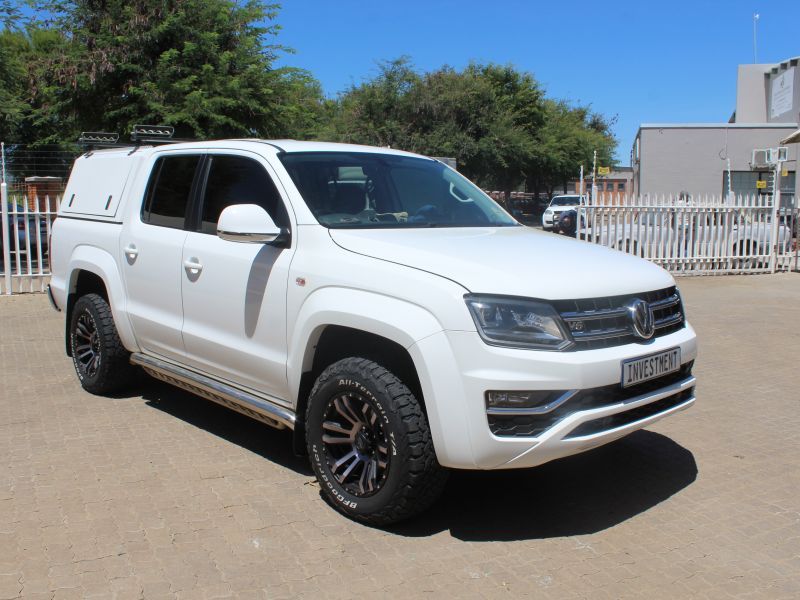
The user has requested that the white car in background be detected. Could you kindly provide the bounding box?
[542,195,585,231]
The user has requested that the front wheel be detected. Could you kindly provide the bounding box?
[305,357,447,525]
[69,293,135,394]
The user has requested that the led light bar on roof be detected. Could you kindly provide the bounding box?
[130,124,175,141]
[78,131,120,145]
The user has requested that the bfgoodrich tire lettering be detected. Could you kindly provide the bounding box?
[306,357,447,525]
[69,293,135,394]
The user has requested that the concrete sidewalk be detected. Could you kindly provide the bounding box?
[1,274,798,599]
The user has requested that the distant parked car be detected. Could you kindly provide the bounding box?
[542,195,585,231]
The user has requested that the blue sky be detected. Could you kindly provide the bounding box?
[274,0,800,164]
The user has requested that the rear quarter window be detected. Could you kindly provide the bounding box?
[142,155,201,229]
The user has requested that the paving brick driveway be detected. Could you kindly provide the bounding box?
[1,274,799,599]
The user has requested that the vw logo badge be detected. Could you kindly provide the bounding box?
[626,299,655,339]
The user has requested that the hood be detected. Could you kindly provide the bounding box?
[329,226,675,299]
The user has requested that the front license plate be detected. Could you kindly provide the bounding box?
[621,347,681,388]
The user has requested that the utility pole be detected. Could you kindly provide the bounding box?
[753,13,760,63]
[577,165,584,240]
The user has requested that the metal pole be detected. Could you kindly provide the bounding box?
[577,165,584,240]
[1,184,11,294]
[726,158,733,202]
[591,150,597,205]
[753,13,759,63]
[770,164,781,273]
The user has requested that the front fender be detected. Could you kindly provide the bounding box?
[287,286,443,394]
[66,245,139,353]
[287,286,458,460]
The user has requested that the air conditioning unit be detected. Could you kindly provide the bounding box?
[751,149,769,169]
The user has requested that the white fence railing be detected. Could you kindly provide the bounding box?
[577,193,798,275]
[1,184,61,294]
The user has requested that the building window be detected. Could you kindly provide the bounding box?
[722,170,796,197]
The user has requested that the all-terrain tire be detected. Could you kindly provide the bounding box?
[305,357,448,525]
[69,293,135,395]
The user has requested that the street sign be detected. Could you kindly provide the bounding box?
[782,169,789,177]
[598,167,610,176]
[756,180,767,189]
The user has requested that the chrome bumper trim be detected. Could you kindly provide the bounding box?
[486,389,579,416]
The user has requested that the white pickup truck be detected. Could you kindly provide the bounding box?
[49,138,697,524]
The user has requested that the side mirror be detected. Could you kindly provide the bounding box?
[217,204,288,245]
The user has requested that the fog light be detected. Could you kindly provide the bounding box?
[485,390,567,410]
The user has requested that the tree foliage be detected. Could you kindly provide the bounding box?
[322,59,616,196]
[2,0,325,143]
[0,3,616,191]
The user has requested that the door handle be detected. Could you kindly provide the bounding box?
[123,244,138,262]
[183,258,203,274]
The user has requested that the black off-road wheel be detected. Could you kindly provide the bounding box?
[69,293,135,395]
[305,357,447,525]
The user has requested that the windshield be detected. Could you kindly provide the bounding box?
[550,196,582,207]
[279,152,518,228]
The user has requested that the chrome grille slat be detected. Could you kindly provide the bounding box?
[561,307,627,321]
[571,326,630,341]
[655,312,683,328]
[650,294,680,310]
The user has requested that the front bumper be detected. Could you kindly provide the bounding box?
[410,323,697,470]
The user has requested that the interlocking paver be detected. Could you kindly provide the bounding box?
[1,273,799,598]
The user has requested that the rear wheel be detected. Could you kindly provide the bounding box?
[69,293,135,394]
[305,357,447,525]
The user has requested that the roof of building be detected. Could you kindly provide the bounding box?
[638,123,798,130]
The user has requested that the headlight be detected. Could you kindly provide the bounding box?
[464,295,573,351]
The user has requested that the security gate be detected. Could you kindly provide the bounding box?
[1,183,60,294]
[579,194,797,275]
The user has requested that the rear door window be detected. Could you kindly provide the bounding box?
[142,155,201,229]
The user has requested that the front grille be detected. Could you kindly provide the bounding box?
[488,362,693,438]
[553,286,685,351]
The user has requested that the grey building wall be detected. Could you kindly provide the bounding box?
[735,64,771,122]
[632,124,798,196]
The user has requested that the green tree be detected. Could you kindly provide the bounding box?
[320,57,421,147]
[0,30,27,140]
[324,60,547,203]
[527,99,617,198]
[19,0,315,142]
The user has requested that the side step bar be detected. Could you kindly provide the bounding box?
[130,353,296,430]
